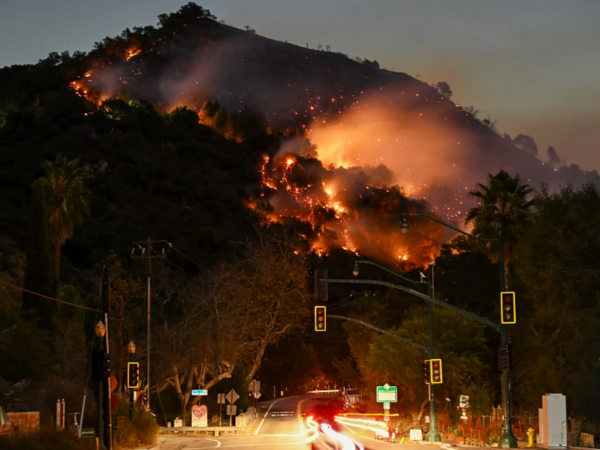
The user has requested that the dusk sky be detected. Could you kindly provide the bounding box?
[2,0,599,171]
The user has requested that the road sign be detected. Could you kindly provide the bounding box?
[376,384,397,403]
[217,393,226,404]
[459,395,470,408]
[191,389,208,396]
[253,390,262,399]
[249,380,261,392]
[227,405,237,415]
[226,389,239,404]
[383,401,390,410]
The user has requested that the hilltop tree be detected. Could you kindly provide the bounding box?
[157,2,216,31]
[434,81,452,100]
[465,170,535,259]
[37,155,92,282]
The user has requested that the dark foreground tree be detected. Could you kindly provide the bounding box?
[512,184,600,418]
[23,180,55,312]
[37,155,92,282]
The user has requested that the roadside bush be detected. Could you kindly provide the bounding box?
[0,430,94,450]
[113,397,158,448]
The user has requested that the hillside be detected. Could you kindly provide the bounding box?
[0,2,597,270]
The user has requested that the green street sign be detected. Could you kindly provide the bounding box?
[376,383,397,403]
[383,401,390,410]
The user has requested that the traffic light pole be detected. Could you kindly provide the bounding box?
[95,336,106,450]
[129,353,134,422]
[498,233,517,448]
[402,213,517,448]
[425,271,440,442]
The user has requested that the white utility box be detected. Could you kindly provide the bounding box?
[540,393,567,448]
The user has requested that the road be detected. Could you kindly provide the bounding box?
[153,395,443,450]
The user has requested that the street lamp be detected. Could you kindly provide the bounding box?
[400,218,409,234]
[95,322,107,450]
[128,341,136,422]
[401,212,517,448]
[352,262,360,277]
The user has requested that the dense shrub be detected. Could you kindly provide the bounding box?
[0,431,94,450]
[113,397,158,448]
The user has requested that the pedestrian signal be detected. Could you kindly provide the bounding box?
[127,362,140,389]
[430,359,443,384]
[315,306,326,332]
[497,345,510,372]
[500,292,516,324]
[422,360,431,384]
[102,352,111,378]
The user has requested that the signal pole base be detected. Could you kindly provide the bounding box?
[426,430,441,442]
[499,430,518,448]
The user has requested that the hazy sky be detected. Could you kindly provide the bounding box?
[1,0,599,171]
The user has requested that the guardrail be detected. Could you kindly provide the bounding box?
[305,389,340,395]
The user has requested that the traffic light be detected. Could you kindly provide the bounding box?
[430,359,443,384]
[497,345,510,371]
[92,349,102,380]
[102,352,111,378]
[127,362,140,389]
[422,360,430,384]
[315,306,326,332]
[500,291,516,324]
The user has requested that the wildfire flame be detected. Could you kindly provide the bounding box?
[126,47,142,61]
[250,150,443,267]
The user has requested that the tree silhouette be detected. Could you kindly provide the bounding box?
[465,170,535,260]
[434,81,452,100]
[37,155,92,282]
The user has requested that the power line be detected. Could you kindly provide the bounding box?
[0,279,101,312]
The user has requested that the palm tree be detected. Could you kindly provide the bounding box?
[465,169,535,257]
[37,154,92,282]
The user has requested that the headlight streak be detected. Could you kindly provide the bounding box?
[304,416,320,443]
[320,423,363,450]
[335,415,389,434]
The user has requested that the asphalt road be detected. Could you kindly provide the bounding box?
[153,395,446,450]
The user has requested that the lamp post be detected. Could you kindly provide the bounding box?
[128,341,136,422]
[401,213,517,448]
[95,321,107,450]
[352,259,440,442]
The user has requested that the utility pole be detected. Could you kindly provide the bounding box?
[131,237,170,410]
[102,267,113,450]
[116,297,124,393]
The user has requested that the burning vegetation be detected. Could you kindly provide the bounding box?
[249,148,444,267]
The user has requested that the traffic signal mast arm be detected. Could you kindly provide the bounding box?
[328,314,428,352]
[322,278,501,332]
[355,260,424,289]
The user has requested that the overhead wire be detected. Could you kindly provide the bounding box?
[0,279,101,312]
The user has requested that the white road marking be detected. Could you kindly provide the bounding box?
[254,398,285,435]
[220,443,305,448]
[204,437,222,447]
